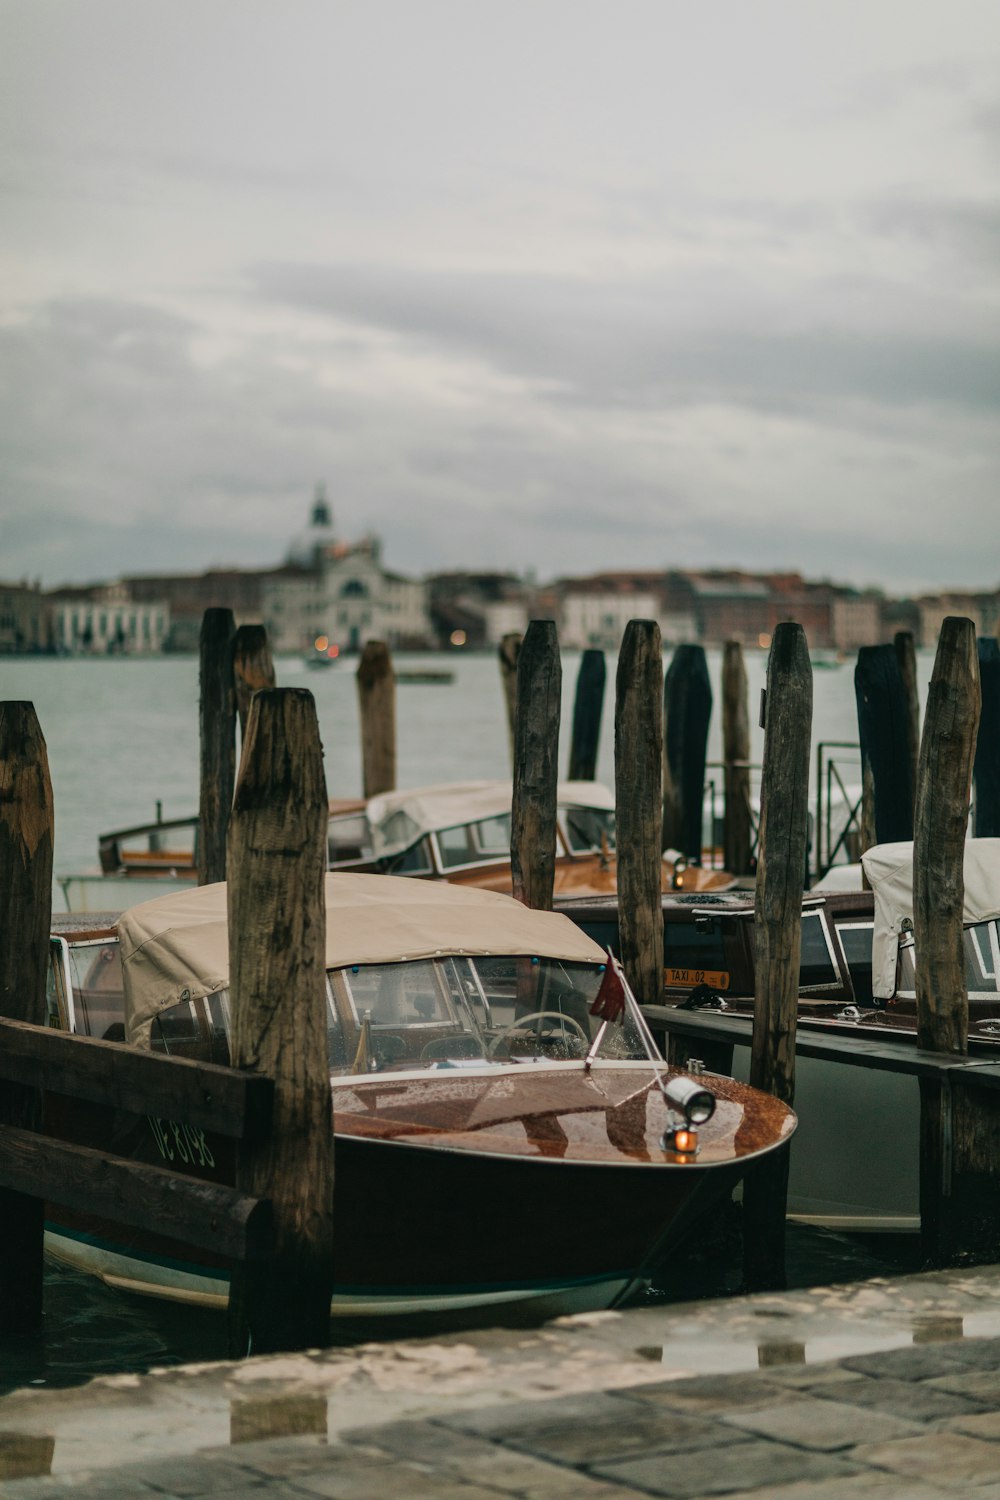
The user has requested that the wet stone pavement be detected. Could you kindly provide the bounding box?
[2,1264,1000,1498]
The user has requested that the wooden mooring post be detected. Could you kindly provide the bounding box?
[743,622,812,1291]
[663,644,712,861]
[974,636,1000,837]
[854,643,914,855]
[0,702,54,1334]
[510,621,561,910]
[227,687,334,1356]
[894,629,921,818]
[615,621,664,1007]
[568,648,605,781]
[722,641,753,876]
[498,631,522,766]
[199,607,238,885]
[913,617,992,1266]
[233,624,277,740]
[356,640,396,798]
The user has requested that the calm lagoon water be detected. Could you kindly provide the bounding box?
[0,643,934,1392]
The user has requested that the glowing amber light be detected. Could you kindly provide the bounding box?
[450,629,467,647]
[673,1129,698,1154]
[314,635,329,652]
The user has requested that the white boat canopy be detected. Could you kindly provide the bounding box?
[365,779,615,861]
[861,839,1000,998]
[117,871,607,1045]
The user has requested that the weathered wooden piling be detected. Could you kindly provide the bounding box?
[568,648,606,782]
[913,617,983,1265]
[974,636,1000,837]
[510,621,561,910]
[743,623,812,1292]
[614,621,664,1008]
[0,703,54,1334]
[233,624,277,740]
[356,641,396,798]
[722,641,753,876]
[662,644,712,861]
[498,631,522,764]
[199,608,238,885]
[227,688,334,1357]
[894,630,921,817]
[855,643,914,853]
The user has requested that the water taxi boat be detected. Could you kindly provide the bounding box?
[43,874,795,1321]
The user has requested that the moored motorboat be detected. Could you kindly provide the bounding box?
[617,838,1000,1232]
[60,779,734,913]
[43,874,795,1321]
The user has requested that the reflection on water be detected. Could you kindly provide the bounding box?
[0,1434,55,1482]
[230,1394,327,1446]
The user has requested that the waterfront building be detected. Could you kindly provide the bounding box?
[0,580,52,653]
[47,582,170,655]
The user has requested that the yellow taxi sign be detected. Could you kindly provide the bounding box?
[664,967,730,990]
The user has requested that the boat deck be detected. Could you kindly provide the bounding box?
[3,1261,1000,1495]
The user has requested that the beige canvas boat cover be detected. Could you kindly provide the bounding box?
[117,871,606,1045]
[861,839,1000,998]
[366,779,615,860]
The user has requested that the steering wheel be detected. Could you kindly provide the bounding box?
[487,1010,591,1057]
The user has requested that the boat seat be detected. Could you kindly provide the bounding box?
[371,1033,406,1065]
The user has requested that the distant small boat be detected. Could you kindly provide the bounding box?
[305,637,341,669]
[396,669,455,685]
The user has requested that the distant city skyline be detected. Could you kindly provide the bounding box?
[2,2,997,594]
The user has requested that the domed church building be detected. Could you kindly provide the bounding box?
[262,485,431,653]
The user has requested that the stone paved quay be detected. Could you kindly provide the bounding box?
[2,1264,1000,1498]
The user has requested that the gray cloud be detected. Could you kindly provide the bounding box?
[251,260,999,414]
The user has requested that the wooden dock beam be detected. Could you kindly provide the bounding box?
[356,641,397,798]
[615,621,664,1008]
[914,617,988,1266]
[0,702,54,1334]
[722,641,753,876]
[568,648,606,782]
[974,636,1000,837]
[199,607,237,886]
[663,644,712,862]
[743,622,812,1292]
[233,624,277,740]
[227,687,334,1357]
[511,621,561,911]
[854,643,914,854]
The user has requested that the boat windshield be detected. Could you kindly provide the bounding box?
[328,954,644,1073]
[53,938,648,1074]
[562,805,616,854]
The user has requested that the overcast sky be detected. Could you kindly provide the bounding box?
[1,2,997,594]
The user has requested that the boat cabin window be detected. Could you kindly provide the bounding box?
[59,939,126,1041]
[562,806,616,854]
[389,837,434,875]
[798,911,841,992]
[150,992,230,1064]
[327,813,373,868]
[433,815,511,870]
[894,921,1000,1003]
[836,921,876,1005]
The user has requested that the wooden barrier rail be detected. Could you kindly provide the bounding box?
[0,1019,276,1265]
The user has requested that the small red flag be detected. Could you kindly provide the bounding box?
[589,949,627,1024]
